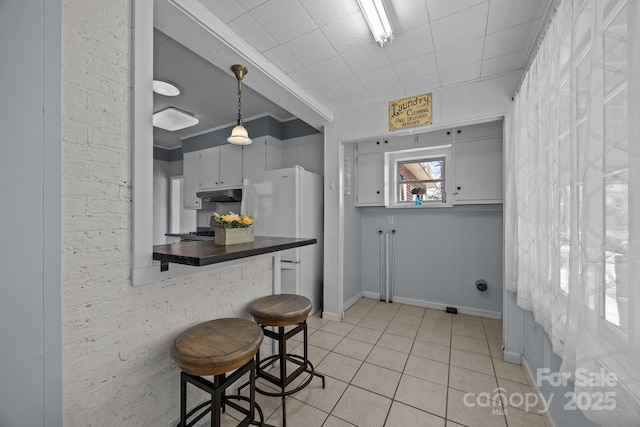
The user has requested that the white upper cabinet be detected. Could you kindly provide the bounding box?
[242,137,282,178]
[183,151,201,209]
[452,122,503,204]
[355,152,385,206]
[353,120,503,208]
[199,145,243,190]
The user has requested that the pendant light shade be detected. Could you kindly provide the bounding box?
[227,65,252,145]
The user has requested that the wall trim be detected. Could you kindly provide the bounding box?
[343,291,363,312]
[503,351,522,364]
[522,356,557,427]
[363,291,502,319]
[322,311,341,322]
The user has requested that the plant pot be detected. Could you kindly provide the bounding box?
[214,227,254,245]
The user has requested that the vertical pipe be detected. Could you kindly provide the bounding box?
[379,230,385,301]
[390,230,396,303]
[385,232,390,303]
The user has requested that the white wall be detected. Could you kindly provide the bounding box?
[61,1,275,425]
[281,133,324,175]
[360,208,503,316]
[0,0,62,425]
[153,159,171,244]
[324,74,518,318]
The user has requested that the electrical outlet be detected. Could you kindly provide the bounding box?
[388,215,394,224]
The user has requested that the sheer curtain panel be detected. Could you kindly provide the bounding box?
[506,0,640,424]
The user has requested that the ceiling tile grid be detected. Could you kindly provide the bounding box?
[155,0,551,147]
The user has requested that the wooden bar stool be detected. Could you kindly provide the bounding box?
[247,294,325,427]
[171,318,268,427]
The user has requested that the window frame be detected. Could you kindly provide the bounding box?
[385,144,453,208]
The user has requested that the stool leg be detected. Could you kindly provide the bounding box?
[279,326,287,427]
[212,375,222,427]
[180,372,187,427]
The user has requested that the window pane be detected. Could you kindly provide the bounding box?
[399,181,443,202]
[399,159,444,181]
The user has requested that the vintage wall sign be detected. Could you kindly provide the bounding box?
[389,93,432,131]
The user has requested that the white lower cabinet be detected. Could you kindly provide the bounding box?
[355,152,384,206]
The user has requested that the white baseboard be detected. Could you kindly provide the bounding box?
[503,351,522,364]
[322,311,341,322]
[522,356,556,427]
[361,292,502,319]
[343,292,363,311]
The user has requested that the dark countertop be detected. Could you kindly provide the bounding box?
[153,236,317,267]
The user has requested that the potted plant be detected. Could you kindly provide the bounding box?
[411,187,423,206]
[212,212,255,245]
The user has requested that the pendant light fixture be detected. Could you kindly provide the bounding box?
[227,64,252,145]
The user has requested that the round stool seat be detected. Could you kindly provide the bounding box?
[171,318,263,376]
[249,294,312,327]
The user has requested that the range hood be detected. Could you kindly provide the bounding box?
[196,188,242,203]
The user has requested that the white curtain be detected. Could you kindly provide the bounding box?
[506,0,640,425]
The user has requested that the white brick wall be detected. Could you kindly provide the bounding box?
[61,1,274,425]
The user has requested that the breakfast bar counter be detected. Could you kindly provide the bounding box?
[152,236,317,267]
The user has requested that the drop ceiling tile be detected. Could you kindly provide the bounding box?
[342,44,392,75]
[487,0,548,34]
[369,82,406,102]
[249,0,317,44]
[228,13,278,52]
[299,0,361,27]
[264,45,303,73]
[308,56,354,85]
[327,76,367,98]
[289,67,323,89]
[322,11,372,54]
[430,2,489,51]
[340,91,375,109]
[439,61,481,86]
[393,52,438,78]
[400,73,440,95]
[199,0,246,23]
[326,98,348,111]
[283,29,338,67]
[426,0,487,22]
[435,37,484,72]
[235,0,268,12]
[387,0,429,34]
[385,24,434,64]
[358,65,400,91]
[309,85,339,102]
[480,49,527,77]
[483,20,538,59]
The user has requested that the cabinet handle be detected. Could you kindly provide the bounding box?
[376,191,380,194]
[457,186,461,190]
[220,181,224,184]
[384,140,388,144]
[376,141,380,145]
[215,182,218,185]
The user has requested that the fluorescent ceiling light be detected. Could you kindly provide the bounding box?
[153,80,181,96]
[357,0,394,46]
[153,107,199,131]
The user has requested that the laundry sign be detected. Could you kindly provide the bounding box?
[388,93,432,131]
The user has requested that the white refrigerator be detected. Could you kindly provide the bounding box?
[241,166,323,314]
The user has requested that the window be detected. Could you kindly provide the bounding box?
[397,158,445,203]
[385,144,452,208]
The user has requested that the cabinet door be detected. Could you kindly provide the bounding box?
[355,152,384,206]
[219,144,243,188]
[183,151,201,209]
[356,139,383,153]
[382,135,416,151]
[199,147,220,190]
[454,137,503,203]
[242,138,266,178]
[265,137,282,171]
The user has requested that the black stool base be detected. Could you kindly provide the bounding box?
[178,359,273,427]
[242,321,325,427]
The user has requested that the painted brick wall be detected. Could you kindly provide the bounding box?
[61,1,274,425]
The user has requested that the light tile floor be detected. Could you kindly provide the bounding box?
[223,297,549,427]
